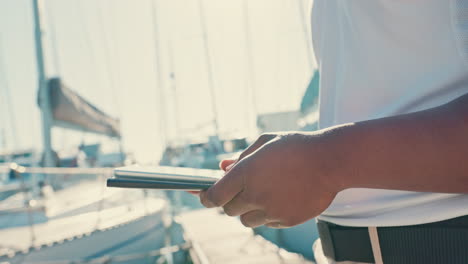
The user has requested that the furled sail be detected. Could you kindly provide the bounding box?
[46,78,121,137]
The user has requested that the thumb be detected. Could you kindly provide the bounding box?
[219,159,237,171]
[200,164,244,208]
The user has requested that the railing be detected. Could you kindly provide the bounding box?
[10,164,113,175]
[0,163,189,264]
[5,164,114,248]
[21,242,192,264]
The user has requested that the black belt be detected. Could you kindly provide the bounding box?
[318,215,468,264]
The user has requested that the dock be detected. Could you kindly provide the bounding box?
[177,209,314,264]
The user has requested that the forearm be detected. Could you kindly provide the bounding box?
[322,94,468,193]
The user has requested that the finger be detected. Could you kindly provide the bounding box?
[199,165,245,208]
[219,159,236,171]
[239,210,271,228]
[199,191,215,207]
[187,191,200,195]
[222,191,259,217]
[238,134,276,161]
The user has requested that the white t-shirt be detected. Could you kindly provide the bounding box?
[312,0,468,227]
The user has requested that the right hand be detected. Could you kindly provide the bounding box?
[199,132,341,228]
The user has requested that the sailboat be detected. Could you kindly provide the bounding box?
[0,166,179,264]
[0,0,187,263]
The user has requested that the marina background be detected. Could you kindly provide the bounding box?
[0,0,321,262]
[0,0,315,163]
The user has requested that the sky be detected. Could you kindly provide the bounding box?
[0,0,315,163]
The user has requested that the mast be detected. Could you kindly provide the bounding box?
[168,41,181,142]
[0,129,5,158]
[33,0,54,167]
[197,0,220,137]
[242,0,259,137]
[0,36,19,152]
[296,0,314,71]
[150,0,169,152]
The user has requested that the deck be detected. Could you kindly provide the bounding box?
[177,209,314,264]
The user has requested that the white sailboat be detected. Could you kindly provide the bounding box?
[2,0,321,262]
[0,169,172,264]
[0,161,183,263]
[0,1,186,263]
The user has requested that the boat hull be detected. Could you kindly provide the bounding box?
[2,210,169,264]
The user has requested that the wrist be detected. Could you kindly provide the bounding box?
[312,123,359,193]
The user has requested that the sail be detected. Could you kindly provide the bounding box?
[46,78,121,137]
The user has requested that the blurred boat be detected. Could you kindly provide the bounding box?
[160,136,248,170]
[0,167,187,264]
[0,0,192,262]
[0,151,41,201]
[0,164,29,201]
[0,182,23,201]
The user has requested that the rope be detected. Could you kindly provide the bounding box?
[197,0,220,136]
[74,0,99,92]
[296,0,315,71]
[149,0,169,148]
[9,163,113,175]
[96,0,122,118]
[95,0,125,157]
[242,0,259,137]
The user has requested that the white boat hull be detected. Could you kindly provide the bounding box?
[6,213,166,264]
[0,198,170,264]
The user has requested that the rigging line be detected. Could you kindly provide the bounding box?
[168,39,181,142]
[44,0,62,76]
[296,0,314,71]
[96,0,122,117]
[51,8,116,148]
[75,0,99,93]
[149,0,168,149]
[0,36,7,151]
[242,0,258,136]
[197,0,220,137]
[274,1,282,100]
[0,35,19,150]
[96,0,125,161]
[102,1,123,115]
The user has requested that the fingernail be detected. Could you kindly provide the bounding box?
[200,191,216,208]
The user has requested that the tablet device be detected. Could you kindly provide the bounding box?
[107,166,223,190]
[107,178,214,190]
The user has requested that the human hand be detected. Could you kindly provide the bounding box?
[186,155,237,196]
[199,132,342,228]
